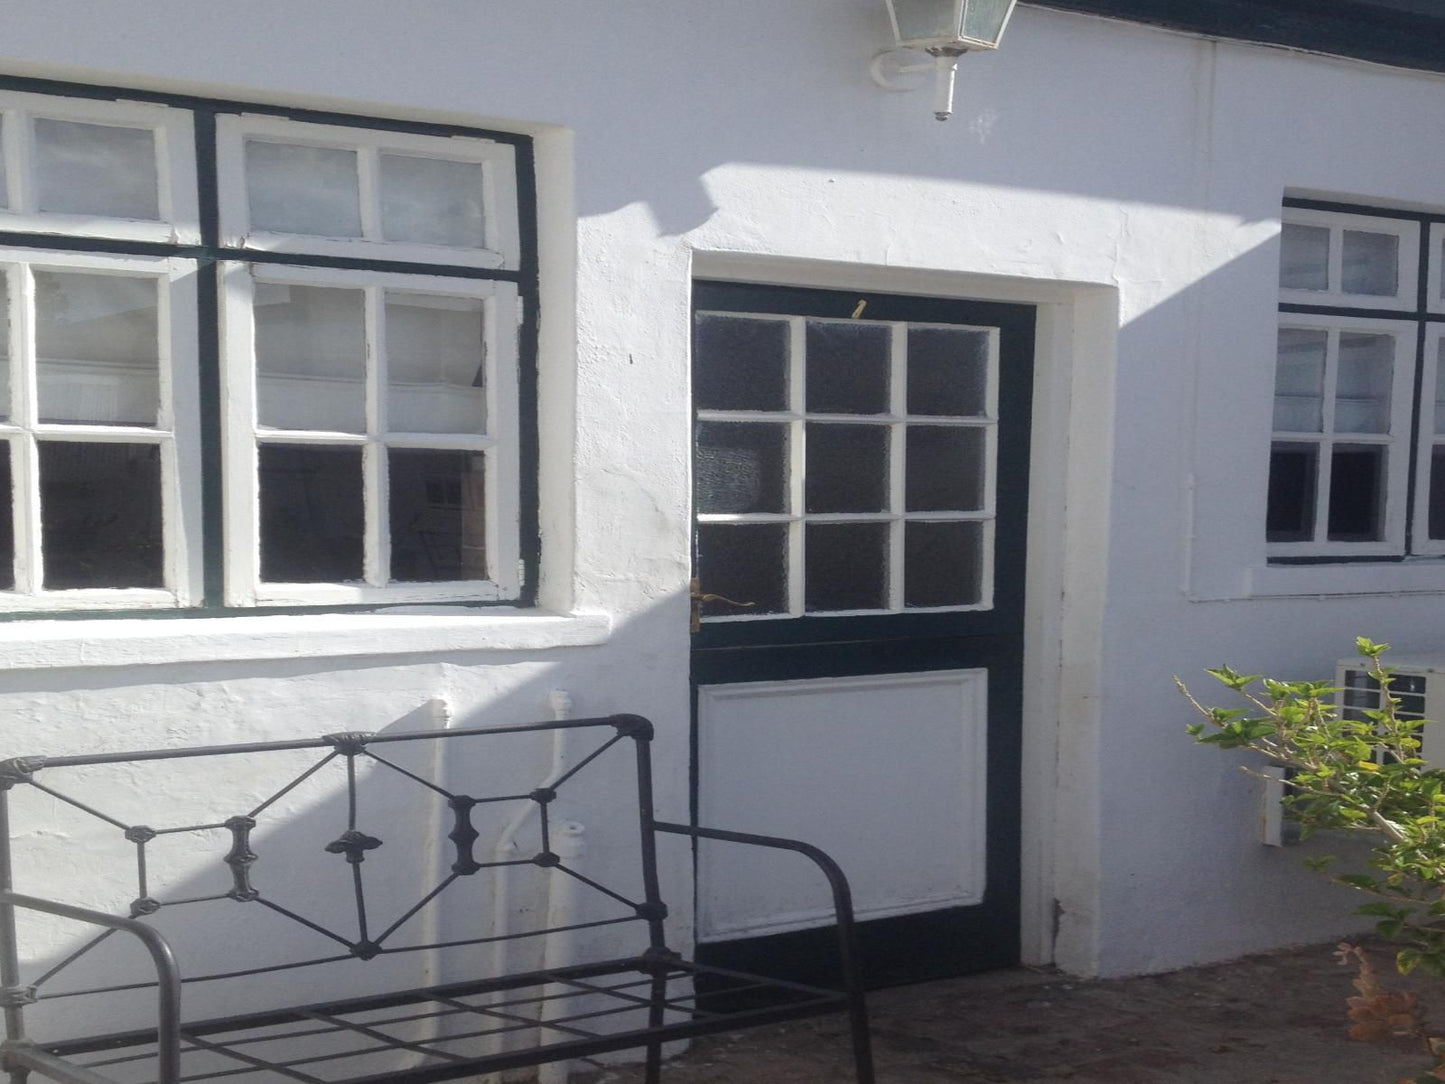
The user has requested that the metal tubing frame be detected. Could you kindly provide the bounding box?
[652,821,876,1084]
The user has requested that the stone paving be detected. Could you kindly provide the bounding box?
[580,942,1440,1083]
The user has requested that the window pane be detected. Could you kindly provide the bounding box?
[905,522,982,608]
[890,0,958,40]
[33,118,159,221]
[0,274,9,422]
[385,292,485,434]
[1335,333,1393,434]
[1266,442,1317,543]
[254,283,366,432]
[805,522,887,612]
[39,441,162,588]
[1434,338,1445,435]
[806,321,889,414]
[1429,446,1445,540]
[245,140,362,238]
[389,449,486,582]
[1273,328,1326,434]
[805,423,887,513]
[259,444,364,582]
[696,523,787,616]
[34,271,159,426]
[696,421,787,515]
[1327,444,1385,542]
[962,0,1013,42]
[1341,230,1398,297]
[907,327,988,417]
[692,314,789,412]
[0,442,11,590]
[1279,224,1329,291]
[379,154,485,248]
[907,426,986,512]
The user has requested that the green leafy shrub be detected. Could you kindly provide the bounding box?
[1179,638,1445,979]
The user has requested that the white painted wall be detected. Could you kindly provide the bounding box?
[0,0,1443,1009]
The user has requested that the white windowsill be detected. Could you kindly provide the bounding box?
[1248,560,1445,598]
[0,608,613,672]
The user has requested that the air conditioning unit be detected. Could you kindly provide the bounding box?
[1262,651,1445,846]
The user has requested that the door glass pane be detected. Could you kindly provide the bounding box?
[692,314,788,412]
[907,426,986,511]
[1430,446,1445,540]
[906,522,982,607]
[389,449,486,582]
[1266,441,1317,543]
[385,292,485,434]
[245,140,363,238]
[33,118,159,221]
[259,444,364,582]
[0,441,11,590]
[805,423,887,513]
[1335,333,1393,434]
[1327,444,1385,542]
[907,327,988,417]
[696,421,787,514]
[379,154,485,248]
[805,522,887,612]
[34,271,159,426]
[254,283,367,432]
[39,441,162,588]
[1279,224,1329,291]
[696,523,786,616]
[0,274,9,422]
[806,321,889,414]
[1341,230,1398,297]
[1273,328,1326,433]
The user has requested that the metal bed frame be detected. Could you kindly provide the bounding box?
[0,714,874,1084]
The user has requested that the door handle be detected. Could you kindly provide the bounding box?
[689,578,756,633]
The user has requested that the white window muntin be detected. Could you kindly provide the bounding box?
[695,313,999,620]
[1279,208,1419,312]
[0,250,200,610]
[220,261,519,606]
[1427,224,1445,316]
[0,92,199,245]
[215,115,520,271]
[1411,324,1445,555]
[1268,312,1415,559]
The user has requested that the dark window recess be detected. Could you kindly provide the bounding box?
[906,426,985,512]
[905,522,983,608]
[259,444,364,583]
[695,523,787,617]
[389,449,486,583]
[1327,445,1385,542]
[695,422,788,515]
[805,321,889,414]
[39,441,162,589]
[805,522,887,612]
[1266,442,1318,543]
[805,423,888,514]
[692,314,789,412]
[1429,446,1445,540]
[0,442,11,590]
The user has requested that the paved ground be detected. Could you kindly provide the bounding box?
[580,942,1441,1083]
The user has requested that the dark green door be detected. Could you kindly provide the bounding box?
[689,281,1034,988]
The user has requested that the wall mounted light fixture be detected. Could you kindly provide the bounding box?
[873,0,1019,121]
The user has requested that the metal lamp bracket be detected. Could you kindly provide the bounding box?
[868,47,935,92]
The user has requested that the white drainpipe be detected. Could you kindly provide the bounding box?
[537,821,587,1084]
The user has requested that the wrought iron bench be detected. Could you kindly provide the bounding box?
[0,714,874,1084]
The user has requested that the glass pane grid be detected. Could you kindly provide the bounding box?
[694,313,996,619]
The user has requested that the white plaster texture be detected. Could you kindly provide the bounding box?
[0,1,1441,1010]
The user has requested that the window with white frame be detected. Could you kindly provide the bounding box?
[1268,201,1445,560]
[0,81,534,613]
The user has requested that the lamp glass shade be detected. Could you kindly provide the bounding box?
[886,0,1016,49]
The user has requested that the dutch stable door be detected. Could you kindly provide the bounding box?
[689,281,1034,987]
